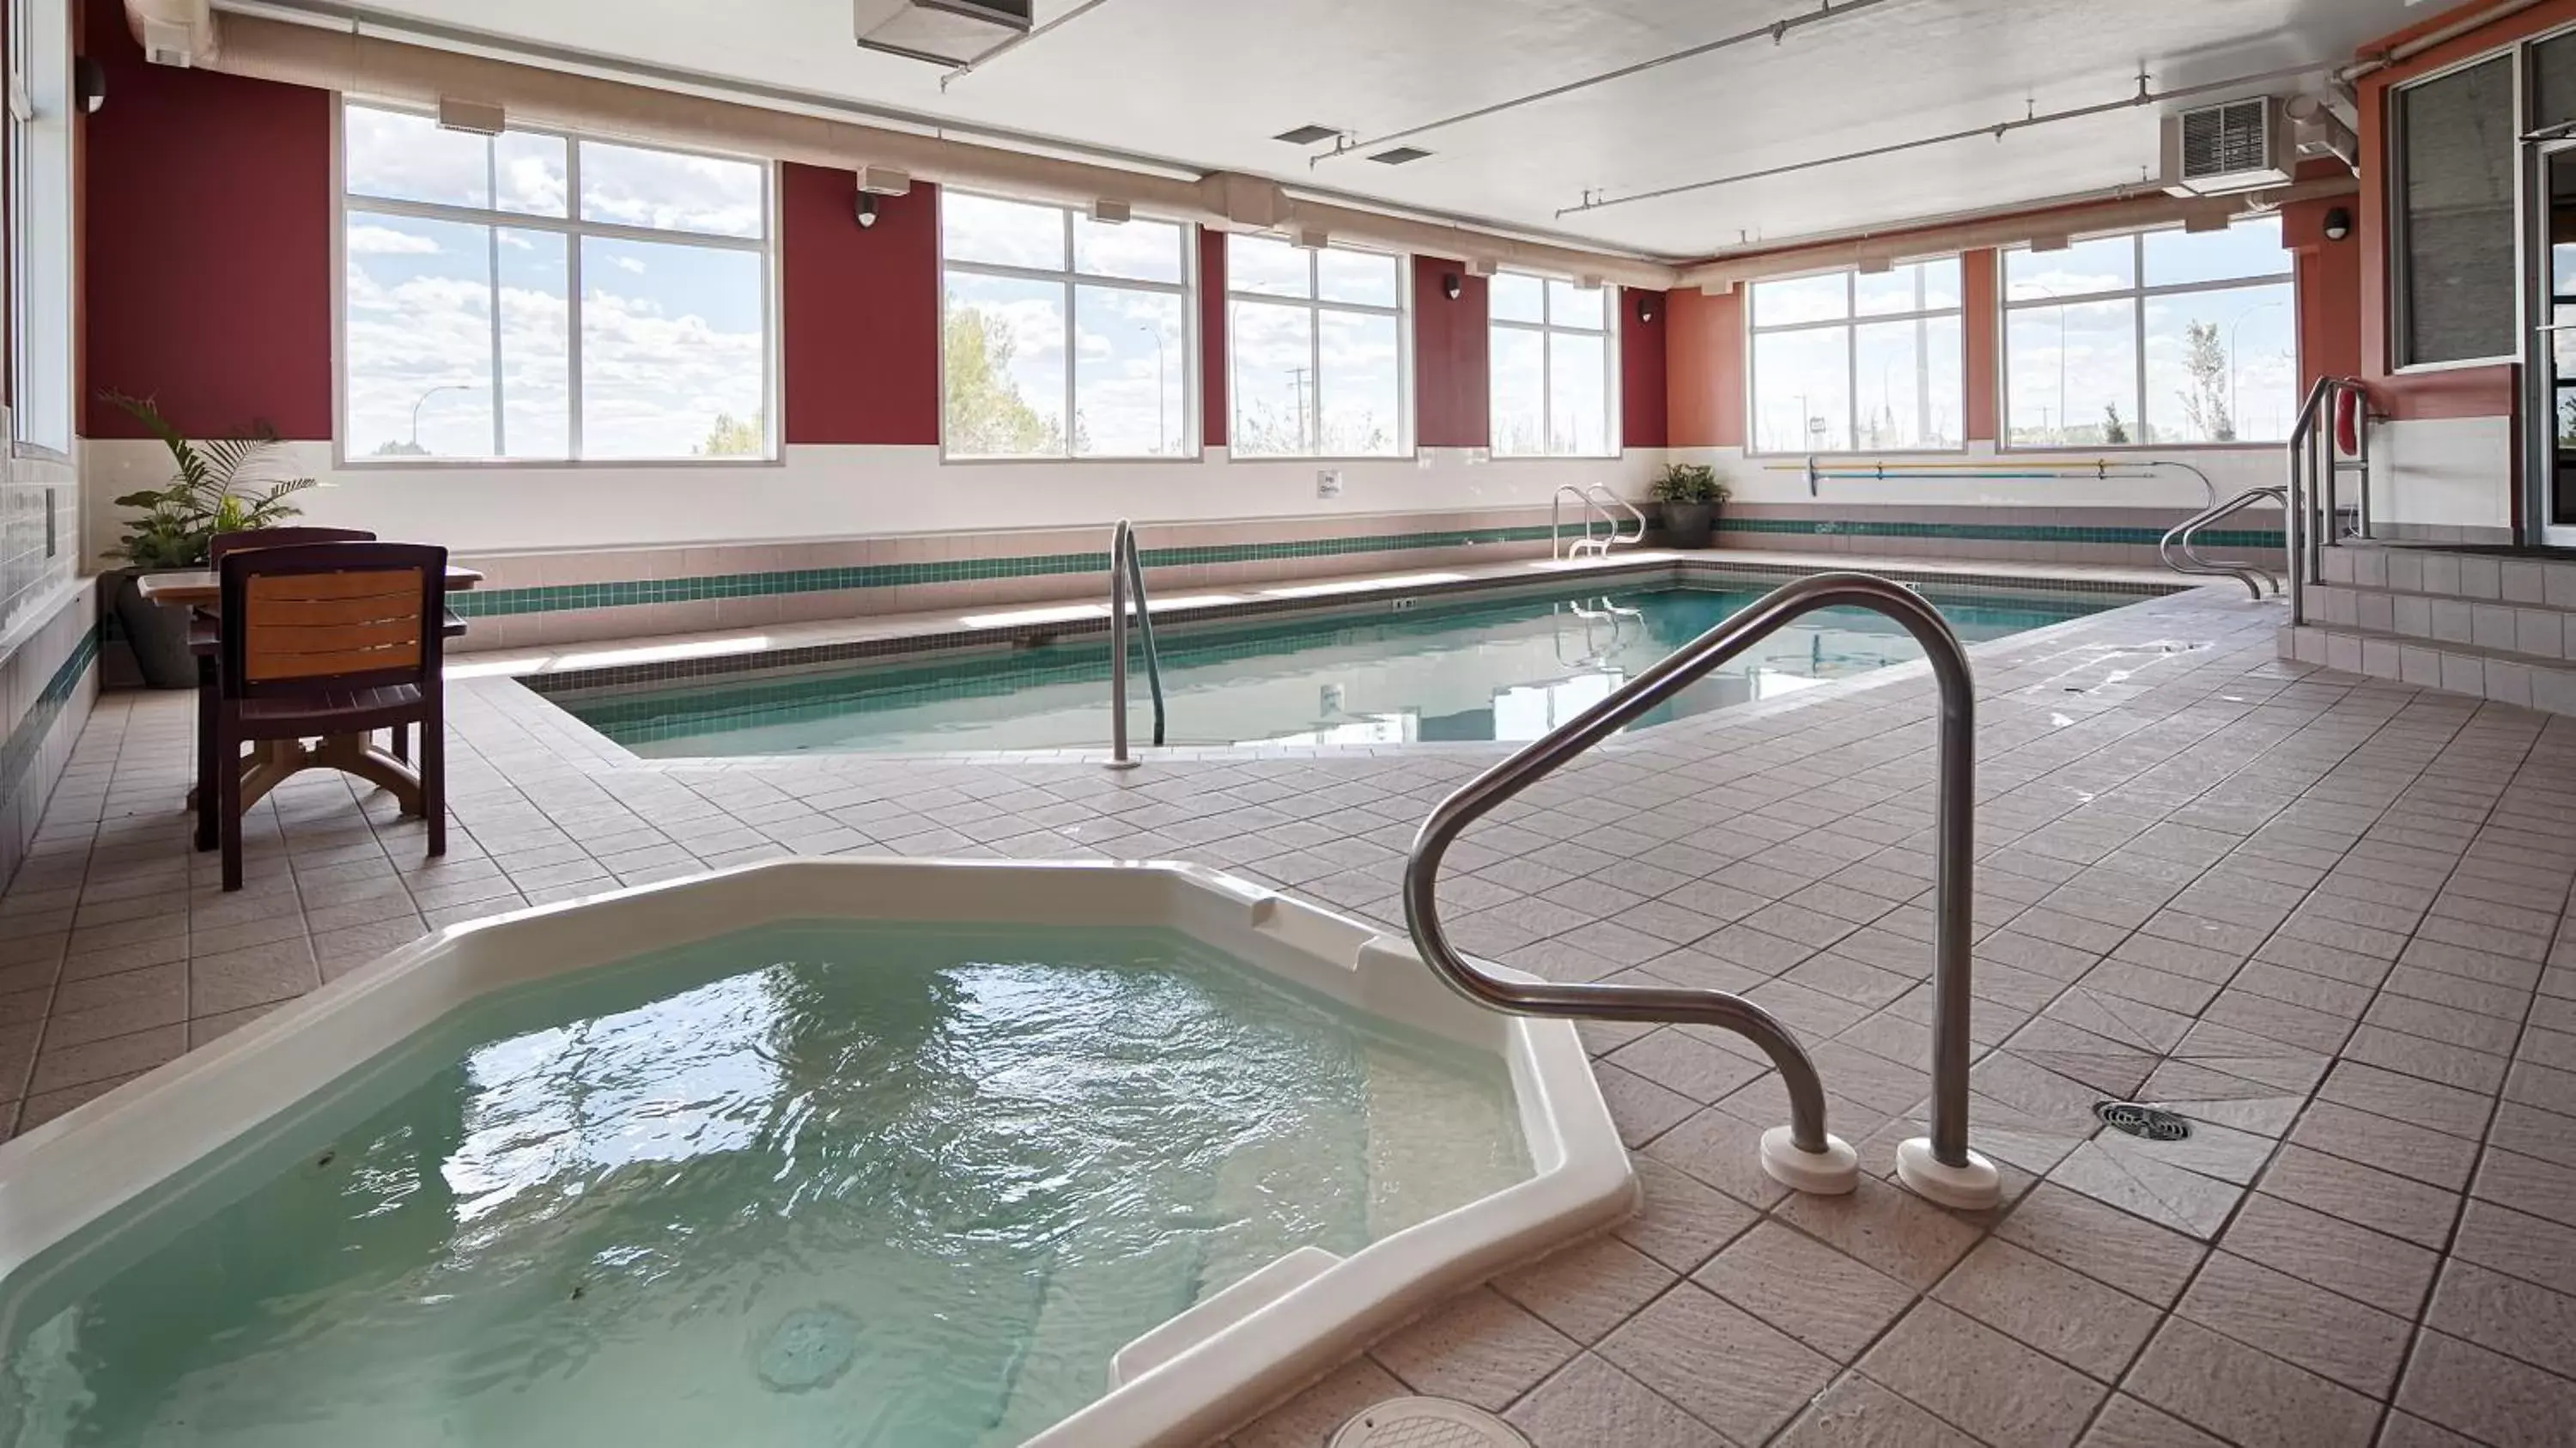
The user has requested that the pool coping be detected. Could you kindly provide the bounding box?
[0,858,1636,1448]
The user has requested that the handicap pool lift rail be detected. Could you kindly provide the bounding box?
[1404,570,2000,1205]
[1107,519,1167,770]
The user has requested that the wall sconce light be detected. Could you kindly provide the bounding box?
[1635,293,1656,325]
[2323,206,2353,242]
[74,57,106,115]
[1442,272,1462,301]
[856,194,879,229]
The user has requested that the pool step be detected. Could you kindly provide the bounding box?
[1362,1043,1526,1241]
[2280,621,2576,714]
[985,1232,1202,1446]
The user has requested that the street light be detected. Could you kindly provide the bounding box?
[2025,283,2071,446]
[409,383,475,453]
[1136,324,1167,455]
[2227,300,2286,442]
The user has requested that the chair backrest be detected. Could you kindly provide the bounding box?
[217,543,447,700]
[209,526,375,567]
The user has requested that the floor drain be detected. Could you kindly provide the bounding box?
[2095,1100,2192,1141]
[1331,1397,1531,1448]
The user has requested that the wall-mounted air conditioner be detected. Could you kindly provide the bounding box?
[854,0,1033,67]
[2160,97,2296,198]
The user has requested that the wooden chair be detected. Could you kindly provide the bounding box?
[192,528,375,851]
[212,543,449,891]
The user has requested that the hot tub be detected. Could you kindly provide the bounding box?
[0,860,1631,1447]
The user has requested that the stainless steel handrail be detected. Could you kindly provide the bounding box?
[2286,375,2372,625]
[1403,571,1997,1204]
[1552,484,1613,559]
[1106,519,1165,770]
[2160,486,2285,599]
[1587,484,1647,550]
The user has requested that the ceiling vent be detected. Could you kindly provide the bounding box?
[2160,97,2294,197]
[854,0,1032,67]
[1273,125,1342,146]
[1368,147,1433,166]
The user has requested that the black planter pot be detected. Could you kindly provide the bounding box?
[1662,502,1716,550]
[112,569,198,690]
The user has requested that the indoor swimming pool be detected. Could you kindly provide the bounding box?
[544,579,2147,757]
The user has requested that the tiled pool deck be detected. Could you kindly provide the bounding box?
[3,567,2573,1446]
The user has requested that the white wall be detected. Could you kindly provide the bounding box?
[2367,417,2515,534]
[1670,442,2287,512]
[80,441,1663,563]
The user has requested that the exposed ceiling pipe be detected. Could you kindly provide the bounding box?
[2337,0,2551,82]
[940,0,1122,90]
[166,4,1686,287]
[1309,0,1900,167]
[1564,61,2325,217]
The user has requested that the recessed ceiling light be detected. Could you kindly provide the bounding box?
[1273,124,1340,145]
[1367,147,1432,165]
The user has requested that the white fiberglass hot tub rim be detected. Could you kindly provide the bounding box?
[0,857,1636,1448]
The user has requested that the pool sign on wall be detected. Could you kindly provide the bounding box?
[1317,469,1344,499]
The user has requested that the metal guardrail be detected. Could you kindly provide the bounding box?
[1587,484,1646,551]
[2160,485,2286,599]
[1403,571,1999,1204]
[2287,375,2373,626]
[1106,519,1165,770]
[1552,485,1643,560]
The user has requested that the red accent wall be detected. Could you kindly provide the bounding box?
[2281,180,2362,395]
[1666,287,1744,448]
[80,0,332,440]
[1199,228,1226,449]
[781,164,939,446]
[1621,289,1668,449]
[1960,250,1999,442]
[1412,256,1488,449]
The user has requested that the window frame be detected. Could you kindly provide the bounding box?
[331,100,782,469]
[1742,260,1965,459]
[1487,273,1619,460]
[938,190,1200,464]
[1998,223,2296,451]
[2387,46,2527,374]
[1223,234,1410,462]
[7,0,72,462]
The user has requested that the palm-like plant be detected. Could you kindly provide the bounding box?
[104,392,319,569]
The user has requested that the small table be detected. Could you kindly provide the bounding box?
[138,565,484,834]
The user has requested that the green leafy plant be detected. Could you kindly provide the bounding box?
[1648,462,1729,506]
[103,392,319,569]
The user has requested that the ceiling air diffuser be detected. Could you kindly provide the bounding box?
[854,0,1034,66]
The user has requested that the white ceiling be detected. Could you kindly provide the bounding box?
[247,0,2429,259]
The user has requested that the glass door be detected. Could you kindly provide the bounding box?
[2532,142,2576,545]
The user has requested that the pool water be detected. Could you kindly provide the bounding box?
[550,581,2136,757]
[0,923,1528,1448]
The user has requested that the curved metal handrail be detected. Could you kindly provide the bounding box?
[2160,486,2284,599]
[1587,484,1647,550]
[1552,484,1613,559]
[1404,571,1991,1201]
[2286,374,2372,625]
[1106,519,1166,769]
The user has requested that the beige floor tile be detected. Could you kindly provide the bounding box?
[1931,1238,2159,1381]
[1368,1287,1577,1412]
[2075,1394,2228,1448]
[2216,1191,2440,1319]
[1493,1236,1677,1346]
[1227,1355,1406,1448]
[2423,1259,2576,1379]
[1771,1175,1982,1290]
[1612,1157,1759,1273]
[1694,1220,1916,1362]
[1598,1282,1836,1445]
[1856,1301,2105,1448]
[2395,1330,2576,1448]
[1503,1353,1727,1448]
[2124,1316,2380,1448]
[2175,1250,2413,1397]
[1774,1373,1978,1448]
[2260,1144,2463,1248]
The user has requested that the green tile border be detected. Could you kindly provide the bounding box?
[0,624,98,823]
[457,517,2257,621]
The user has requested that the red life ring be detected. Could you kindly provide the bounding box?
[2334,386,2362,457]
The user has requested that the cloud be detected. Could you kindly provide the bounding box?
[612,255,647,275]
[348,225,442,255]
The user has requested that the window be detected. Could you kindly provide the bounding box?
[941,193,1190,459]
[7,0,73,456]
[1746,260,1962,453]
[339,102,772,462]
[1490,275,1613,457]
[2395,55,2518,367]
[2002,218,2295,446]
[1225,235,1403,458]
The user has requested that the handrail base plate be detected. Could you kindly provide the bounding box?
[1759,1126,1860,1196]
[1895,1138,2002,1209]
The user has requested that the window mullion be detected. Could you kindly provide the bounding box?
[567,141,585,460]
[1064,277,1078,459]
[487,141,505,459]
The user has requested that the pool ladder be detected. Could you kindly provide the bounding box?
[1107,519,1166,770]
[1404,571,1999,1206]
[2160,485,2286,600]
[1555,598,1642,667]
[1552,484,1647,561]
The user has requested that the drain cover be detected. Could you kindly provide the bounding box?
[2095,1100,2192,1141]
[1331,1397,1530,1448]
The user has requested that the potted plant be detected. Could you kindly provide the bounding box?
[103,392,318,689]
[1649,462,1729,549]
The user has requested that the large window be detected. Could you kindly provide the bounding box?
[7,0,72,456]
[339,102,772,462]
[941,193,1190,459]
[1490,275,1613,457]
[2394,55,2518,367]
[2002,218,2295,447]
[1227,234,1404,458]
[1747,260,1961,453]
